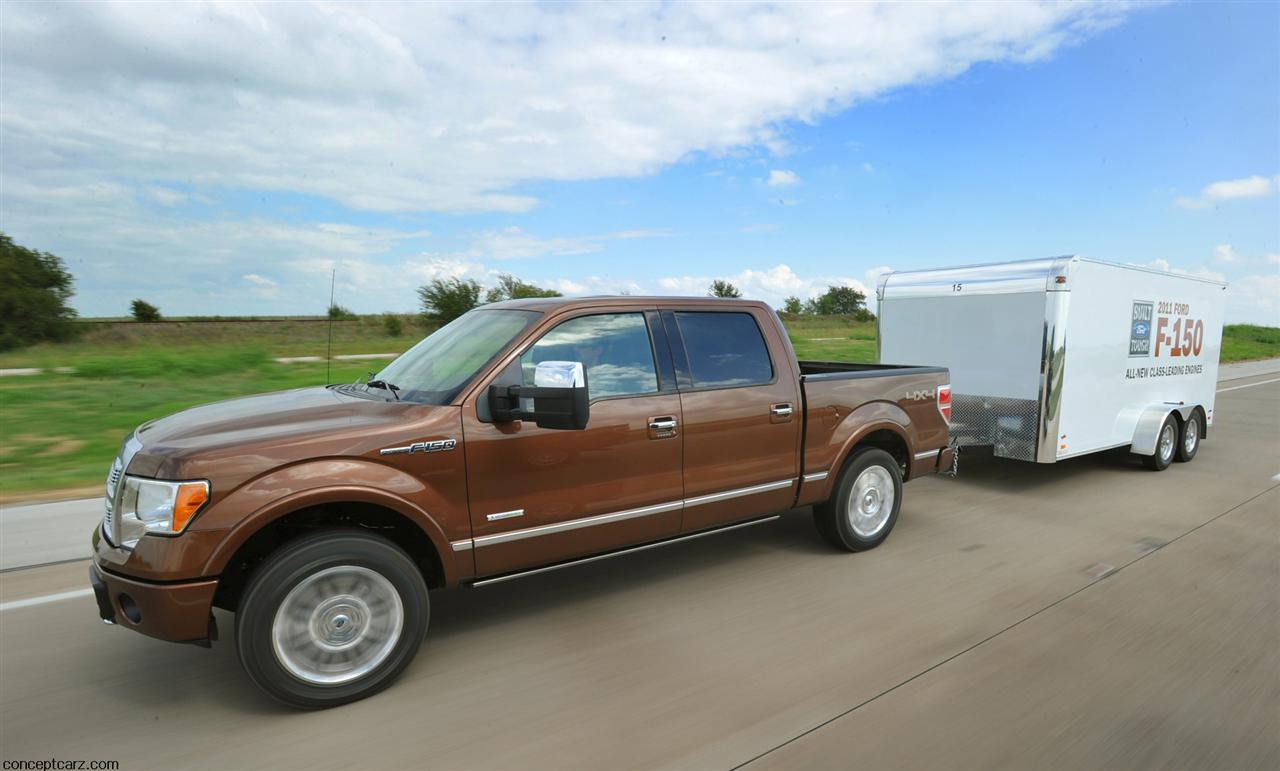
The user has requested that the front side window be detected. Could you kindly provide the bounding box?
[675,311,774,389]
[521,313,659,400]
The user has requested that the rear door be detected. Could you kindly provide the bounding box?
[663,306,801,532]
[462,309,684,576]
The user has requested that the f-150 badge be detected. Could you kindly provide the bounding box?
[380,438,458,456]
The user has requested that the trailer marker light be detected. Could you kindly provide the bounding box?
[937,384,952,423]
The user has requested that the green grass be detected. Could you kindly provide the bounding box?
[0,315,1276,497]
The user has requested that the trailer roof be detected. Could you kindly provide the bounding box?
[878,255,1227,299]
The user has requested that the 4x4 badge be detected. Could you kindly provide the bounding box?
[380,438,458,456]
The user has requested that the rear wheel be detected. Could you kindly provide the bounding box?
[1175,411,1201,462]
[1142,415,1178,471]
[813,448,903,552]
[235,530,429,709]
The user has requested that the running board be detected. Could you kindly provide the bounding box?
[469,515,782,588]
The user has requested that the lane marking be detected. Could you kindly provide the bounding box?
[0,588,94,612]
[1217,377,1280,393]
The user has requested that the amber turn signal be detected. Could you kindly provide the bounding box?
[172,482,210,532]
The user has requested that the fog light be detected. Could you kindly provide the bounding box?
[118,593,142,624]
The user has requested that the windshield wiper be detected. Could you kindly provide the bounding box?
[364,372,401,401]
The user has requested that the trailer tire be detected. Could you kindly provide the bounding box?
[235,530,429,709]
[1175,411,1201,463]
[1142,415,1178,471]
[813,448,903,552]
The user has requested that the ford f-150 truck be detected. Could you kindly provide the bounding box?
[89,297,954,707]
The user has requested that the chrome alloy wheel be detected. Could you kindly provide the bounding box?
[271,565,404,686]
[1183,417,1199,456]
[848,465,896,538]
[1159,423,1177,464]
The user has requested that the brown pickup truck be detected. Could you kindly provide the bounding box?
[89,297,954,707]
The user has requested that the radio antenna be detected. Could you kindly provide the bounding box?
[325,268,336,384]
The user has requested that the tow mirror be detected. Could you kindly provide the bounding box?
[488,361,590,430]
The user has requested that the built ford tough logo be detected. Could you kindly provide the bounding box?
[380,438,458,456]
[1130,301,1154,357]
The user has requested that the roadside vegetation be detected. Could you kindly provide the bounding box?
[0,233,1274,497]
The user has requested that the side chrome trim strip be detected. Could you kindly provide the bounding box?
[683,479,794,508]
[486,509,524,522]
[471,516,782,587]
[913,449,941,461]
[464,478,797,550]
[472,500,685,548]
[801,471,829,483]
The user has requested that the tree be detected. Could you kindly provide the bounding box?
[130,299,162,322]
[327,304,357,320]
[807,285,869,317]
[0,232,78,350]
[419,277,482,323]
[708,279,742,298]
[484,273,561,303]
[782,296,804,314]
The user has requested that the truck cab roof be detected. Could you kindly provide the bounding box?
[487,296,776,312]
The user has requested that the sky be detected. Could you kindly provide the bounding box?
[2,1,1277,323]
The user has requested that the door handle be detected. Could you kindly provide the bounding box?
[648,417,678,431]
[770,404,793,417]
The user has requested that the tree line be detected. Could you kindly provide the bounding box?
[1,231,873,351]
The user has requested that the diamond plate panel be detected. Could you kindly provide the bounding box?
[949,394,1041,462]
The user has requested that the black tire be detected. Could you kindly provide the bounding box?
[235,530,429,709]
[1142,415,1178,471]
[1175,411,1201,463]
[813,448,904,552]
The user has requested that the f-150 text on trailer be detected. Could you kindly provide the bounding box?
[88,297,954,707]
[878,256,1226,470]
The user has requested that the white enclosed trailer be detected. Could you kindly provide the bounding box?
[877,256,1227,470]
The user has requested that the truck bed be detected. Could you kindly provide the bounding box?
[798,360,948,380]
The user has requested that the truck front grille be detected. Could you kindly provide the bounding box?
[102,456,124,546]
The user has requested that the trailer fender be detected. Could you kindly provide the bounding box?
[1130,404,1197,456]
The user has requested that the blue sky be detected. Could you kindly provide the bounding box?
[2,1,1277,322]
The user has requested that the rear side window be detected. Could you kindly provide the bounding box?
[674,311,774,389]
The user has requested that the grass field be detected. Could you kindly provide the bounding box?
[0,316,1275,498]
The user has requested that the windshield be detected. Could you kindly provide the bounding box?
[370,309,539,404]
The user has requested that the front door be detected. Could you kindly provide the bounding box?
[462,310,683,576]
[663,307,802,532]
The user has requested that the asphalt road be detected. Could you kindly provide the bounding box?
[1,370,1276,769]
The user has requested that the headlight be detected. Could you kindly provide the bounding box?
[117,477,210,548]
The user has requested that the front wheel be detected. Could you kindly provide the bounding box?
[235,531,429,709]
[1142,415,1178,471]
[1175,412,1201,462]
[813,448,904,552]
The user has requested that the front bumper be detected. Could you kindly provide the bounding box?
[90,560,218,645]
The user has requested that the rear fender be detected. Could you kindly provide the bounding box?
[800,401,913,504]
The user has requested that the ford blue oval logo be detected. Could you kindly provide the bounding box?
[1133,322,1149,336]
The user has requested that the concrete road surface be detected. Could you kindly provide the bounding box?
[1,373,1276,769]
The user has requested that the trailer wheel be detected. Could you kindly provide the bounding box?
[1175,411,1201,462]
[813,448,903,552]
[1142,415,1178,471]
[235,530,429,709]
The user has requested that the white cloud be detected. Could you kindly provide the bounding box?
[767,170,800,187]
[242,273,279,299]
[3,2,1139,217]
[1212,244,1242,263]
[1267,254,1280,265]
[1175,175,1277,209]
[146,187,188,206]
[657,264,870,307]
[1225,275,1280,325]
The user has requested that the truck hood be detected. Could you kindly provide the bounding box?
[126,386,457,482]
